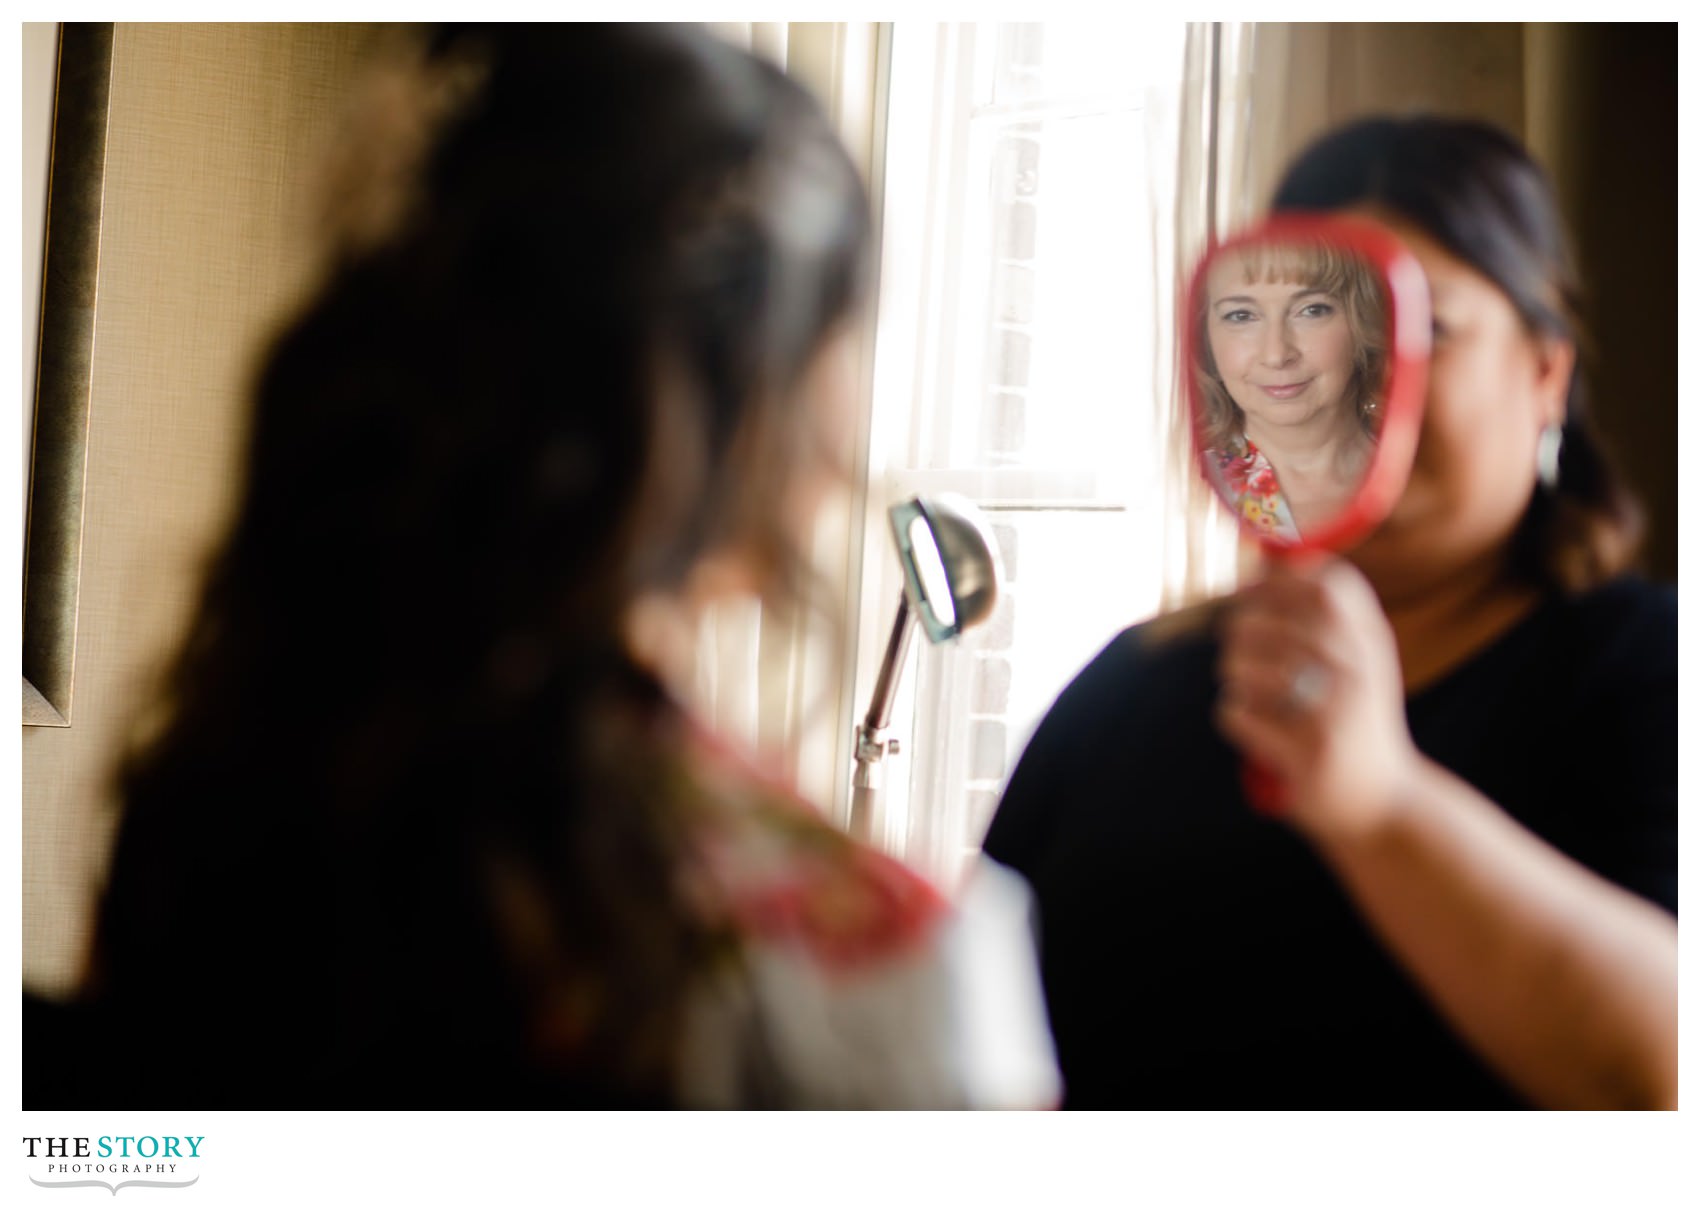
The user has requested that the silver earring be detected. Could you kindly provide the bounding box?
[1536,423,1564,490]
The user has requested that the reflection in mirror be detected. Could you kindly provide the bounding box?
[1194,236,1390,545]
[907,514,957,629]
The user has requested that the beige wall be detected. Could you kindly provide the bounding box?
[1245,23,1526,210]
[1525,24,1676,581]
[24,23,381,994]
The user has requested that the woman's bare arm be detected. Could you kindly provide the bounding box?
[1216,559,1676,1109]
[1309,756,1676,1109]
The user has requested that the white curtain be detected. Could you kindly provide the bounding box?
[692,21,1295,810]
[1154,21,1298,610]
[691,24,885,818]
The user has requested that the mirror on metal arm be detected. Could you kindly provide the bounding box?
[1185,214,1431,557]
[890,495,1000,643]
[849,493,1004,844]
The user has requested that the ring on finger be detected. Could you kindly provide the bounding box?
[1287,662,1330,711]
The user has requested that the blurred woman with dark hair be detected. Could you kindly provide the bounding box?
[986,115,1674,1109]
[75,25,1057,1109]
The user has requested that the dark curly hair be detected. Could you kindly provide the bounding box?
[86,24,871,1106]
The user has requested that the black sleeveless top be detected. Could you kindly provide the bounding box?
[982,577,1676,1109]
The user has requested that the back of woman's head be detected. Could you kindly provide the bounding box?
[93,24,870,1105]
[266,23,870,664]
[1270,115,1641,590]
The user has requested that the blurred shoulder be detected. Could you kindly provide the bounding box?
[1550,575,1675,678]
[1569,574,1675,628]
[1035,600,1224,731]
[675,723,1058,1108]
[681,723,947,972]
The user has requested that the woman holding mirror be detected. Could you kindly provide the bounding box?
[65,25,1058,1110]
[984,116,1675,1109]
[1197,240,1387,540]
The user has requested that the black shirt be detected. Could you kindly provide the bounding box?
[982,577,1676,1109]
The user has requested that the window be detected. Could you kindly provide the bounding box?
[850,22,1190,886]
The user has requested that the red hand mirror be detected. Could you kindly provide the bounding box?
[1182,214,1431,810]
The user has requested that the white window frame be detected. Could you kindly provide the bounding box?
[845,22,1189,883]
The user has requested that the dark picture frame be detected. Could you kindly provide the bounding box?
[24,23,115,727]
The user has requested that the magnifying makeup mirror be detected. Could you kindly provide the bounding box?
[848,493,1004,843]
[1183,214,1431,810]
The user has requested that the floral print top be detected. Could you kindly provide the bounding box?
[1206,439,1301,542]
[671,721,1061,1109]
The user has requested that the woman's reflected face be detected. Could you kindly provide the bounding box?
[1206,258,1356,435]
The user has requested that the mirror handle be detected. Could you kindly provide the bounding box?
[1240,756,1290,817]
